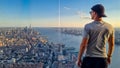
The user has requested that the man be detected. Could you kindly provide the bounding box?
[77,4,114,68]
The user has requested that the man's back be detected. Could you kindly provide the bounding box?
[84,21,114,58]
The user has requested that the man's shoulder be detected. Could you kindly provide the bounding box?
[84,21,94,28]
[103,21,114,29]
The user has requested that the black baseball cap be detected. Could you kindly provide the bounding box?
[91,4,107,17]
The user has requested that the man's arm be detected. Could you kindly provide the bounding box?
[107,35,114,64]
[77,37,88,67]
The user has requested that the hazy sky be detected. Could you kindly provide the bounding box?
[0,0,120,27]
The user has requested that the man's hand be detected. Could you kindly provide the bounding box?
[76,59,82,67]
[107,57,112,64]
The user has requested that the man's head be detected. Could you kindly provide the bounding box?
[90,4,107,19]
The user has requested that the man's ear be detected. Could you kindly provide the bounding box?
[93,11,96,15]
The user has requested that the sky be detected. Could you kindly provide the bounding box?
[0,0,120,27]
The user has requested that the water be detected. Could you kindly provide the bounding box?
[34,27,82,51]
[34,27,120,68]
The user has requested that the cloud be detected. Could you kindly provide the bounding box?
[76,11,90,19]
[63,6,90,20]
[64,7,71,10]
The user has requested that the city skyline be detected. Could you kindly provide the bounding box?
[0,0,120,27]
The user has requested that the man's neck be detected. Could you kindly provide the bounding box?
[94,17,102,22]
